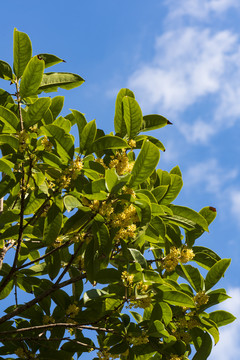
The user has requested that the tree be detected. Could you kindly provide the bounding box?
[0,28,236,360]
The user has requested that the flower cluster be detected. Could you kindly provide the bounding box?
[55,157,83,190]
[128,139,136,148]
[109,149,134,175]
[194,291,209,307]
[66,303,80,318]
[97,348,118,360]
[19,130,29,152]
[42,315,55,325]
[170,355,186,360]
[163,246,195,272]
[41,135,53,152]
[179,246,195,263]
[127,332,149,345]
[121,271,134,288]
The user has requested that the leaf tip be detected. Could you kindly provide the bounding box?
[209,206,217,212]
[167,120,173,125]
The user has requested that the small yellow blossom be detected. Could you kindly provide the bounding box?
[41,135,53,152]
[97,348,118,360]
[128,139,136,148]
[194,291,209,307]
[121,271,134,287]
[127,332,149,345]
[180,247,195,263]
[66,303,80,318]
[163,247,181,272]
[109,149,134,175]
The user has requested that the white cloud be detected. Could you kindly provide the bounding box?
[166,0,239,20]
[209,287,240,360]
[184,158,237,194]
[230,189,240,219]
[128,27,237,114]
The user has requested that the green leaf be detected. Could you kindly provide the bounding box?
[38,72,84,93]
[162,290,195,307]
[37,53,65,68]
[24,191,46,215]
[70,109,87,142]
[168,205,209,232]
[0,280,14,300]
[96,268,121,284]
[105,168,118,192]
[46,249,61,280]
[0,135,19,150]
[140,114,171,132]
[25,97,51,128]
[128,248,147,269]
[160,174,183,204]
[209,310,236,327]
[191,328,212,360]
[13,28,32,78]
[148,320,169,337]
[0,158,15,179]
[41,124,74,160]
[63,207,92,234]
[50,96,64,119]
[20,55,45,98]
[43,198,63,246]
[129,140,160,187]
[0,106,19,131]
[64,195,81,212]
[80,119,97,153]
[177,264,204,292]
[192,246,221,270]
[122,96,143,138]
[152,185,169,202]
[134,198,151,226]
[114,88,135,136]
[0,60,13,80]
[92,135,129,152]
[170,165,182,177]
[205,259,231,291]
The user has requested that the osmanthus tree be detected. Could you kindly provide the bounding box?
[0,29,236,360]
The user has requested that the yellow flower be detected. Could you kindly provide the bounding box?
[194,291,209,306]
[163,247,180,272]
[66,303,80,318]
[121,271,134,287]
[42,315,55,324]
[180,247,195,263]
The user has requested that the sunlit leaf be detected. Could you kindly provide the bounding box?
[13,28,32,77]
[20,55,45,98]
[38,72,84,93]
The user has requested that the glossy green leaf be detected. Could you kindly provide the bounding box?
[177,264,204,292]
[53,116,71,133]
[50,96,64,119]
[105,168,118,192]
[148,320,169,337]
[191,327,212,360]
[140,114,171,132]
[114,88,135,136]
[128,248,147,269]
[129,140,160,187]
[0,60,13,80]
[46,249,61,280]
[152,185,169,202]
[80,119,97,153]
[0,106,19,131]
[63,207,92,234]
[43,198,63,246]
[0,158,15,179]
[160,174,183,204]
[162,290,195,307]
[37,53,65,68]
[20,55,44,98]
[205,259,231,291]
[192,246,221,270]
[13,28,32,78]
[96,268,121,284]
[134,198,151,226]
[168,205,209,232]
[170,165,182,177]
[209,310,236,327]
[38,72,84,93]
[24,191,46,215]
[0,135,19,150]
[64,195,81,212]
[94,222,112,269]
[122,96,142,138]
[92,135,129,153]
[0,280,14,300]
[25,97,51,128]
[41,124,74,160]
[70,109,87,142]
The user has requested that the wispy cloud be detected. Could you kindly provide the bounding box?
[165,0,239,20]
[184,158,238,194]
[209,287,240,360]
[126,1,240,144]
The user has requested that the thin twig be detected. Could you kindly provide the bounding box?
[0,323,115,336]
[0,274,86,325]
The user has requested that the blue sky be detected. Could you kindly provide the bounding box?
[1,0,240,358]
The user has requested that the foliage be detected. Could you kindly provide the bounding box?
[0,29,235,360]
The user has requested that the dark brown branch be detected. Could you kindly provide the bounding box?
[0,336,100,350]
[0,274,86,325]
[0,323,115,336]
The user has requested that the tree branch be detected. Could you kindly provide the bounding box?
[0,274,86,325]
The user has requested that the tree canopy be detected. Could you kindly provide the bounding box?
[0,29,236,360]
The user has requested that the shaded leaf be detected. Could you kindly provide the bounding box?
[0,106,19,131]
[92,135,129,153]
[0,60,13,80]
